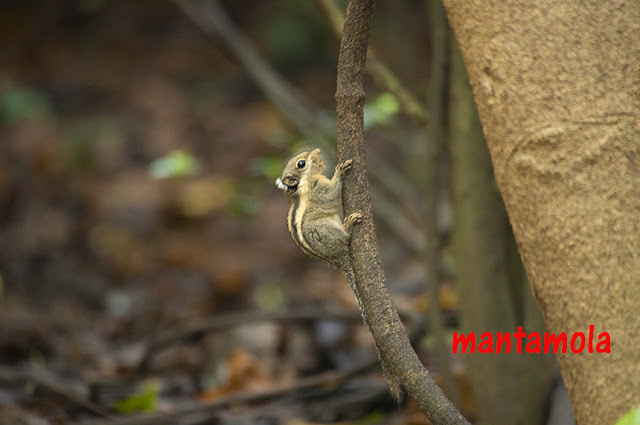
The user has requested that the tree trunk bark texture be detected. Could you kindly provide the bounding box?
[443,1,640,424]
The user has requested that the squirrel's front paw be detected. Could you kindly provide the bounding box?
[336,159,353,174]
[344,212,363,234]
[347,212,363,224]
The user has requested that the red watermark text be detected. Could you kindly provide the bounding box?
[452,325,611,354]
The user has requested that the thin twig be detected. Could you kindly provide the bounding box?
[137,308,361,373]
[424,0,462,409]
[175,0,327,145]
[0,366,114,419]
[317,0,429,126]
[334,0,469,423]
[370,185,423,255]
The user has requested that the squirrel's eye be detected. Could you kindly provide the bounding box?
[297,160,306,169]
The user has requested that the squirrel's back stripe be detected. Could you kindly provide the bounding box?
[288,196,326,262]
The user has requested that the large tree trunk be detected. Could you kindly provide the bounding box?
[442,1,640,424]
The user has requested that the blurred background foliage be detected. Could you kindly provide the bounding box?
[0,1,562,424]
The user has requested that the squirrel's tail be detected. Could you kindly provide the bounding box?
[343,267,404,403]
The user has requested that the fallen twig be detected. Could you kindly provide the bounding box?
[136,308,361,373]
[0,366,114,419]
[75,360,378,425]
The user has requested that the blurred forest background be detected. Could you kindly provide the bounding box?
[0,0,564,424]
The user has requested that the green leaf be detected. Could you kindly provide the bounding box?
[254,282,285,311]
[356,411,385,424]
[265,15,314,61]
[364,92,400,129]
[615,407,640,425]
[65,116,124,171]
[76,0,107,13]
[0,82,53,125]
[252,156,284,181]
[113,381,158,414]
[228,194,258,218]
[149,149,198,179]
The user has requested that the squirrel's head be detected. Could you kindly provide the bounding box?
[275,148,324,193]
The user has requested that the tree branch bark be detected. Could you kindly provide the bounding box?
[335,0,468,423]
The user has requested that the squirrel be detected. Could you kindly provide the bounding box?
[276,148,403,402]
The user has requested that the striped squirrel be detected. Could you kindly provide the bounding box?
[276,148,403,402]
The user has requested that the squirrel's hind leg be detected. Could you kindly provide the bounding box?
[304,219,350,269]
[343,212,363,236]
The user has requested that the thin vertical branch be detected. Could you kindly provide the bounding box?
[335,0,469,423]
[174,0,328,147]
[317,0,429,126]
[424,0,462,410]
